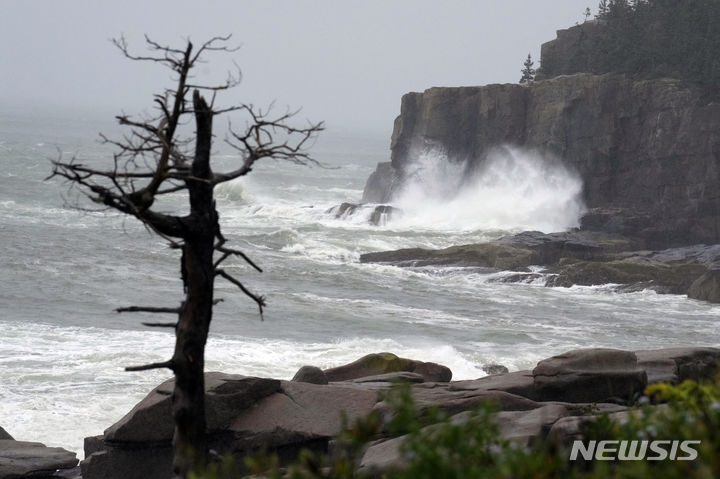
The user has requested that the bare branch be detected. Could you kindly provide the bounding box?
[125,360,175,372]
[212,106,324,185]
[116,306,181,314]
[214,243,262,272]
[215,269,265,319]
[142,322,178,328]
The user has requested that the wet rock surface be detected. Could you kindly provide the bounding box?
[360,230,720,303]
[0,438,78,479]
[80,347,720,478]
[362,71,720,248]
[325,202,401,226]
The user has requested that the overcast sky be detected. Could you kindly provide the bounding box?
[1,1,586,133]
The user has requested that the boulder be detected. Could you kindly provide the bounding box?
[83,374,281,479]
[548,406,665,445]
[83,435,105,457]
[688,269,720,303]
[493,403,570,446]
[104,373,281,443]
[547,256,707,294]
[384,385,541,419]
[81,446,172,479]
[358,435,405,474]
[361,403,569,473]
[325,203,401,226]
[0,440,78,478]
[292,365,328,385]
[482,364,509,375]
[636,347,720,384]
[350,372,425,384]
[449,370,538,400]
[532,349,647,403]
[326,202,357,219]
[323,353,451,383]
[228,380,379,447]
[369,205,397,226]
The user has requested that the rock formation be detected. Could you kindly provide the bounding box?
[359,229,720,302]
[362,24,720,249]
[0,429,78,479]
[79,348,720,479]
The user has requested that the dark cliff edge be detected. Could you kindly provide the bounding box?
[363,24,720,249]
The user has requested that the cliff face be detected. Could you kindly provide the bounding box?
[363,73,720,248]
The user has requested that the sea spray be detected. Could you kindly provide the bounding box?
[392,144,586,233]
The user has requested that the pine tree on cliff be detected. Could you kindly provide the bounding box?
[49,36,323,478]
[597,0,609,18]
[519,53,536,83]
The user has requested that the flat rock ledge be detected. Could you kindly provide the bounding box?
[80,347,720,479]
[0,432,78,479]
[359,230,720,303]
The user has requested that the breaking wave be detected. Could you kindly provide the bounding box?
[391,144,586,233]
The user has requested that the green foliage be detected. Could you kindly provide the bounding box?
[554,0,720,92]
[520,53,536,84]
[192,376,720,478]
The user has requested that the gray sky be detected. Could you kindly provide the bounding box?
[1,1,585,133]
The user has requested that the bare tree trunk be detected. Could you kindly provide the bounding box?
[171,91,216,477]
[50,36,323,478]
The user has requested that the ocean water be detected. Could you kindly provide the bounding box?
[1,107,719,456]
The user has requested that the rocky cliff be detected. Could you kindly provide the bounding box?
[363,70,720,248]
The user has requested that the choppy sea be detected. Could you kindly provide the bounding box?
[1,106,718,455]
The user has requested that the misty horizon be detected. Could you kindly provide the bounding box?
[1,1,586,133]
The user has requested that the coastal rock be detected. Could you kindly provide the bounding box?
[359,435,406,474]
[636,347,720,385]
[0,428,12,442]
[687,269,720,303]
[360,242,535,269]
[0,440,78,479]
[104,373,281,443]
[361,403,570,474]
[228,380,378,444]
[360,230,637,269]
[390,386,541,417]
[482,364,509,375]
[449,370,538,401]
[546,256,707,294]
[83,374,281,479]
[363,70,720,248]
[81,447,172,479]
[323,352,451,382]
[349,372,425,384]
[494,403,570,446]
[292,365,328,385]
[82,348,717,478]
[361,162,396,204]
[532,349,647,403]
[361,231,720,303]
[325,202,401,226]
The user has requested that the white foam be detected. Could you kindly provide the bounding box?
[0,320,484,457]
[392,144,586,233]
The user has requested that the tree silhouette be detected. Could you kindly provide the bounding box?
[597,0,609,18]
[519,53,536,83]
[49,35,323,478]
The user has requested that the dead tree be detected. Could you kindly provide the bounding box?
[49,36,323,478]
